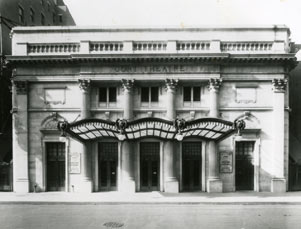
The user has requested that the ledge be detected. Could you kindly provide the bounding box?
[6,53,296,66]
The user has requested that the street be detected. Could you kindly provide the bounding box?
[1,204,301,229]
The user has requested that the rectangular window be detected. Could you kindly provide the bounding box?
[99,87,107,102]
[58,14,63,23]
[41,13,45,25]
[108,87,117,102]
[141,87,149,102]
[183,86,201,102]
[18,6,24,24]
[183,87,191,102]
[52,12,56,24]
[151,87,159,102]
[99,87,117,103]
[193,87,201,102]
[30,8,35,23]
[141,87,159,103]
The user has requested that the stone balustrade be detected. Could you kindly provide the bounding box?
[90,42,124,53]
[28,43,80,54]
[23,40,282,55]
[221,42,273,52]
[133,42,167,52]
[176,41,210,51]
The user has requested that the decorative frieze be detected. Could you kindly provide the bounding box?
[208,78,222,91]
[272,79,287,93]
[78,79,91,93]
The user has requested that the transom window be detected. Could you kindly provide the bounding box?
[99,87,117,103]
[141,87,159,103]
[183,86,201,102]
[236,141,254,156]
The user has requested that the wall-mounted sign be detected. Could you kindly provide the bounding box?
[69,152,81,174]
[220,151,233,173]
[44,88,66,105]
[81,64,219,75]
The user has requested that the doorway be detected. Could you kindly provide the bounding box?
[140,142,160,191]
[46,142,65,191]
[235,141,255,190]
[99,142,118,191]
[182,142,202,191]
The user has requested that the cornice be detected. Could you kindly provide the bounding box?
[11,25,290,33]
[6,53,296,66]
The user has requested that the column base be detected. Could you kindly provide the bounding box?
[76,179,92,193]
[121,179,136,193]
[207,178,223,193]
[271,178,286,193]
[14,178,29,193]
[165,180,179,193]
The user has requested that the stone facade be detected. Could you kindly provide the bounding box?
[0,0,75,191]
[7,25,296,193]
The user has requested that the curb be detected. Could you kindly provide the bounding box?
[1,201,301,205]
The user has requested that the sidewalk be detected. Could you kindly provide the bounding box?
[1,191,301,205]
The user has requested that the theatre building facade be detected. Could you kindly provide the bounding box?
[7,26,296,193]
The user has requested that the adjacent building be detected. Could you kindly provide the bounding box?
[289,44,301,191]
[7,25,296,193]
[0,0,75,191]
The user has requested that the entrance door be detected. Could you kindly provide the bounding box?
[99,142,118,191]
[46,142,65,191]
[140,142,160,191]
[235,141,254,190]
[182,142,202,191]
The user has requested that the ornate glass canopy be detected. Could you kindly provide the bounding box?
[58,117,245,142]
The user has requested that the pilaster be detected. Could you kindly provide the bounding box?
[271,78,287,193]
[121,79,135,120]
[120,79,135,193]
[77,79,92,192]
[207,78,223,193]
[164,78,179,193]
[12,80,29,193]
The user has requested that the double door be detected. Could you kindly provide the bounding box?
[140,142,160,191]
[46,142,65,191]
[99,142,118,191]
[182,142,202,191]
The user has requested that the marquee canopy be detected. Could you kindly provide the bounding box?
[58,117,245,142]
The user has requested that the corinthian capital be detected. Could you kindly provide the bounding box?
[208,78,222,91]
[13,80,28,94]
[165,79,178,92]
[272,79,287,93]
[121,79,135,91]
[78,79,91,92]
